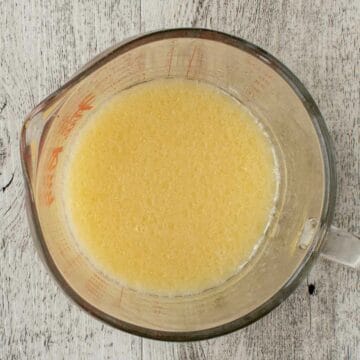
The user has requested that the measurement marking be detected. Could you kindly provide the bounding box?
[86,274,106,294]
[167,46,175,77]
[44,146,63,206]
[118,287,124,306]
[67,254,81,268]
[86,275,106,299]
[243,72,274,101]
[133,53,146,81]
[58,242,71,258]
[59,94,95,139]
[86,284,99,298]
[154,302,161,315]
[186,46,198,78]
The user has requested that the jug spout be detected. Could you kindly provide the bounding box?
[20,92,68,188]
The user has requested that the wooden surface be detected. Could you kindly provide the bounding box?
[0,0,359,359]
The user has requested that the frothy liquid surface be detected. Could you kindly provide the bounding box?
[64,79,277,295]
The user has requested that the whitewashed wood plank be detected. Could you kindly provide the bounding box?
[0,1,142,359]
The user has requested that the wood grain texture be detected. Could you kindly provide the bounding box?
[0,0,359,359]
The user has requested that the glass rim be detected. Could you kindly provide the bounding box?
[20,28,337,341]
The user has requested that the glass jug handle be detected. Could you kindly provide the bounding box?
[320,226,360,269]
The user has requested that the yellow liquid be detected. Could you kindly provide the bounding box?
[64,79,277,295]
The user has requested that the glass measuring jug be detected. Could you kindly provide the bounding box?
[20,29,360,341]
